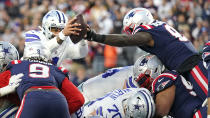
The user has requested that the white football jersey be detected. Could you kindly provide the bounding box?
[82,88,146,118]
[24,30,88,66]
[78,66,139,103]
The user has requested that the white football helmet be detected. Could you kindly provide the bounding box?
[133,54,164,89]
[23,41,50,62]
[0,41,19,72]
[123,8,154,34]
[42,10,68,39]
[124,88,155,118]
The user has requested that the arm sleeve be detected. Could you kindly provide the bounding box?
[61,78,85,114]
[66,39,88,59]
[0,70,11,88]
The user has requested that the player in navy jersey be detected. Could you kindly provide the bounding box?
[152,71,207,118]
[0,41,84,118]
[202,41,210,116]
[84,8,207,102]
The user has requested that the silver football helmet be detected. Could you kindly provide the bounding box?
[23,41,50,62]
[123,8,154,34]
[133,54,164,89]
[42,10,68,39]
[0,41,19,72]
[124,88,155,118]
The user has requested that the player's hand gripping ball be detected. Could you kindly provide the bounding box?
[70,14,87,44]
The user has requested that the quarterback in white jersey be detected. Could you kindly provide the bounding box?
[81,88,155,118]
[78,54,164,104]
[24,10,88,66]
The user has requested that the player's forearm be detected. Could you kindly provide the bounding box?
[87,31,153,47]
[0,86,12,97]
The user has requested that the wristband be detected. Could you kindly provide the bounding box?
[58,31,68,41]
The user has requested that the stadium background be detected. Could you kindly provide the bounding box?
[0,0,209,86]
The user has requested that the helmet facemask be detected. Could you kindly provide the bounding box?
[133,54,164,90]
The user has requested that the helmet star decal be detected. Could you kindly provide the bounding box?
[3,48,9,54]
[134,105,140,110]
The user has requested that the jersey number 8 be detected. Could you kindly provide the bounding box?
[29,63,50,78]
[165,25,188,42]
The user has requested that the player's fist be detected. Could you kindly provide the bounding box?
[9,73,23,88]
[0,73,23,97]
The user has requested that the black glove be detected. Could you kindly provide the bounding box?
[86,29,97,41]
[85,29,105,43]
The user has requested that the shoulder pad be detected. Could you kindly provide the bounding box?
[11,60,22,65]
[152,71,178,94]
[6,60,21,70]
[25,30,42,42]
[133,25,154,34]
[57,66,69,74]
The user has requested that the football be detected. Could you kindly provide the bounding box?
[70,14,87,44]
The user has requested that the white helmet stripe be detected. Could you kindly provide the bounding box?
[138,91,150,118]
[142,90,155,118]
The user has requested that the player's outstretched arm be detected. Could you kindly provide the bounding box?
[85,29,154,47]
[0,73,23,97]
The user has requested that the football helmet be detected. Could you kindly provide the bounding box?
[124,88,155,118]
[133,54,164,89]
[23,41,50,62]
[0,41,19,72]
[42,10,68,39]
[123,8,154,34]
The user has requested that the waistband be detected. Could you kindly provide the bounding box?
[24,86,59,95]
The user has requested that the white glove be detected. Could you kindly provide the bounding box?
[0,73,23,97]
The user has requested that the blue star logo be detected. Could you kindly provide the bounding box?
[134,105,140,110]
[3,48,9,54]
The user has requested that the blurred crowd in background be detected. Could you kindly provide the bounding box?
[0,0,210,86]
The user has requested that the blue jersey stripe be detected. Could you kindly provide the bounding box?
[0,105,17,117]
[5,109,18,118]
[25,38,39,42]
[25,34,40,40]
[128,77,137,88]
[126,80,130,88]
[56,11,61,23]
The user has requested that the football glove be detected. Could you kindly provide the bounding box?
[0,73,23,97]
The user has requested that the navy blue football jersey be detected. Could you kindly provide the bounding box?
[152,71,206,118]
[6,60,69,99]
[133,20,199,71]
